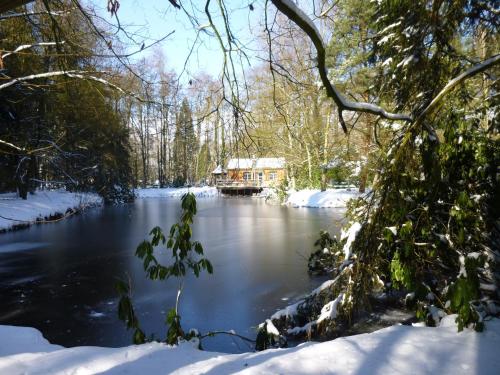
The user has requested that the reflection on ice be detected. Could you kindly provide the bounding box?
[0,242,48,253]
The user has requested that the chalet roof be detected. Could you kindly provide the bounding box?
[255,158,285,169]
[227,158,253,169]
[227,158,285,170]
[211,165,227,174]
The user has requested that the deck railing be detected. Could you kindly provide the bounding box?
[216,179,263,188]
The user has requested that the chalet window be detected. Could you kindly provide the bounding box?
[269,171,277,180]
[243,172,252,181]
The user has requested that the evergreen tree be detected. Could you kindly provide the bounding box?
[172,98,197,185]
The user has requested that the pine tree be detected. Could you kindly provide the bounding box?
[173,98,197,185]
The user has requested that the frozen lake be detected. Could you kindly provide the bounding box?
[0,197,343,353]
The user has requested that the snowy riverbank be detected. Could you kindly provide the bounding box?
[1,316,499,374]
[0,190,102,232]
[135,187,218,198]
[0,187,361,232]
[286,188,364,208]
[136,187,364,209]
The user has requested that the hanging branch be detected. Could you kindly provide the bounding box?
[270,0,413,134]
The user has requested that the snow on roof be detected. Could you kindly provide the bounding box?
[255,158,285,169]
[211,165,226,174]
[227,158,253,169]
[227,158,285,170]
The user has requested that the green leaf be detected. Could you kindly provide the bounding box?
[166,308,177,325]
[194,241,203,254]
[136,240,151,258]
[206,259,213,274]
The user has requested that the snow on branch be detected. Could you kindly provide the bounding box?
[0,10,69,20]
[0,138,24,152]
[0,70,164,105]
[270,0,413,133]
[414,53,500,127]
[1,41,64,59]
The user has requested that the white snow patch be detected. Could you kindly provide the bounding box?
[439,314,459,328]
[286,188,363,208]
[340,222,362,261]
[0,190,102,231]
[458,255,467,278]
[310,278,336,297]
[378,21,402,35]
[385,226,397,235]
[317,293,344,323]
[260,319,280,337]
[271,300,301,320]
[428,305,446,326]
[397,55,417,68]
[377,33,395,46]
[382,57,393,66]
[2,320,500,374]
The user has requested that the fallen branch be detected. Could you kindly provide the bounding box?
[199,330,256,344]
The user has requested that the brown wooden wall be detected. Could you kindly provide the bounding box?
[228,168,286,185]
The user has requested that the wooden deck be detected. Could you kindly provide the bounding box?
[216,180,263,196]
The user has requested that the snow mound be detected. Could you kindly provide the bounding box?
[2,319,500,374]
[0,190,102,231]
[286,188,362,208]
[136,187,218,199]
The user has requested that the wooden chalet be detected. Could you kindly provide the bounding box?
[216,157,286,195]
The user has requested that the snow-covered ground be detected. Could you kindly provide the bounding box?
[136,187,218,199]
[0,190,102,231]
[1,316,499,374]
[286,188,364,208]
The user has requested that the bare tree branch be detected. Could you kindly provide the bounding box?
[0,70,167,105]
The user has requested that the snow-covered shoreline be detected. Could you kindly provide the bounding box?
[1,316,499,374]
[285,188,364,208]
[136,187,364,209]
[0,187,361,232]
[0,190,102,232]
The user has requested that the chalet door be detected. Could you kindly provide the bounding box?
[257,172,263,184]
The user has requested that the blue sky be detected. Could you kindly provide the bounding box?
[101,1,263,79]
